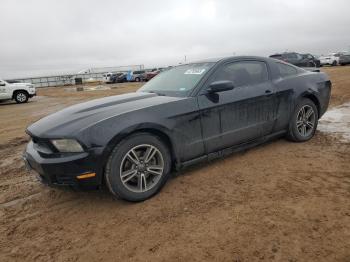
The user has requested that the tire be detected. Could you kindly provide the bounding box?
[135,77,140,82]
[287,98,318,142]
[105,133,171,202]
[332,60,337,66]
[14,91,29,103]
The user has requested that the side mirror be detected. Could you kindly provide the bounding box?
[207,80,234,93]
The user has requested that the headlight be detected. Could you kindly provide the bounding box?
[51,139,84,153]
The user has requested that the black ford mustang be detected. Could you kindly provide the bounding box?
[24,56,331,201]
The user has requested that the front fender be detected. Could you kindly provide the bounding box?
[101,122,177,163]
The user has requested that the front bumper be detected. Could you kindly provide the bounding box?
[23,140,102,188]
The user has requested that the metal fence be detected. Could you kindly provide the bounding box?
[8,73,102,88]
[6,64,145,88]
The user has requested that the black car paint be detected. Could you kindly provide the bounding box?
[24,56,331,188]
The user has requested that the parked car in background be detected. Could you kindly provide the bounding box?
[301,54,321,67]
[339,53,350,66]
[0,79,36,103]
[24,56,331,201]
[269,52,320,67]
[126,70,146,82]
[102,72,114,83]
[110,72,127,83]
[319,53,345,66]
[144,68,163,81]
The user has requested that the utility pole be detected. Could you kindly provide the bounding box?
[184,55,187,63]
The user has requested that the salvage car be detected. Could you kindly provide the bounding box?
[127,70,146,82]
[24,56,331,202]
[144,69,162,81]
[339,53,350,66]
[109,72,127,83]
[102,72,113,83]
[301,53,321,67]
[319,52,344,66]
[269,52,320,67]
[0,79,36,103]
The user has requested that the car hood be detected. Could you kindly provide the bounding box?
[11,82,33,87]
[27,92,184,138]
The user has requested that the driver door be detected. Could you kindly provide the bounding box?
[197,60,277,154]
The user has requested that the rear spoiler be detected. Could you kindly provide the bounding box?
[301,67,321,72]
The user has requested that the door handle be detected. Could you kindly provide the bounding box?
[265,90,273,96]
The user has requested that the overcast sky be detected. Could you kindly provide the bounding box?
[0,0,349,78]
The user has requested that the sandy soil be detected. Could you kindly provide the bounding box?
[0,67,350,262]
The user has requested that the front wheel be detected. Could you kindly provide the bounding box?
[105,133,171,202]
[14,91,29,103]
[287,98,318,142]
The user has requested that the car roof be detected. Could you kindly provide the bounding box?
[191,56,272,64]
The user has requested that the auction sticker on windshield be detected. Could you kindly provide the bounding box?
[184,68,206,75]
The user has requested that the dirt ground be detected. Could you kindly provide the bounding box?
[0,67,350,262]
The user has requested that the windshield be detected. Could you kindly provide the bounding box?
[138,62,215,97]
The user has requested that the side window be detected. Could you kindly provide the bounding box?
[212,61,269,87]
[276,62,298,78]
[285,53,296,59]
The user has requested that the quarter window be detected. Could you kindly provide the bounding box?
[276,62,298,78]
[212,61,269,87]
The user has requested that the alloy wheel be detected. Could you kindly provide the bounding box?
[296,105,316,137]
[120,144,164,193]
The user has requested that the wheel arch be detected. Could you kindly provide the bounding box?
[99,124,178,184]
[12,89,29,99]
[300,93,321,118]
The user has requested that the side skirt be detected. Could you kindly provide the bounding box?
[178,130,286,170]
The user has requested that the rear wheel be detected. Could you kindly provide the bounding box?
[287,98,318,142]
[14,91,29,103]
[135,77,140,82]
[105,133,171,202]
